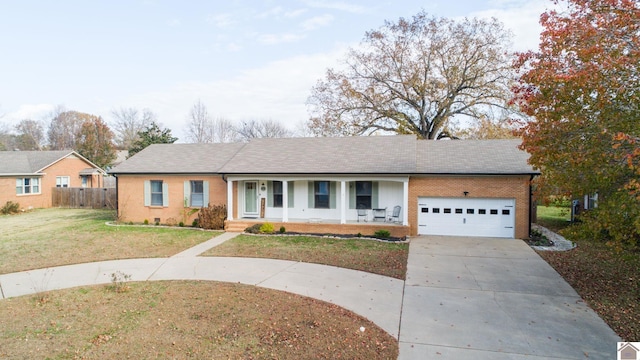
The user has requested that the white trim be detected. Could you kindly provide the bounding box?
[227,180,233,221]
[282,180,289,222]
[402,180,409,226]
[340,181,346,224]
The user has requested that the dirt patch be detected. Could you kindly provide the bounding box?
[0,281,398,359]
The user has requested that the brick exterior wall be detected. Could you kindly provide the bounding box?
[0,155,103,209]
[116,175,227,225]
[408,175,532,239]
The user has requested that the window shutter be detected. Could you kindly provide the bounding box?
[287,181,294,208]
[203,181,209,207]
[183,181,190,207]
[307,181,314,208]
[349,182,355,209]
[372,182,379,209]
[267,181,273,207]
[144,180,150,206]
[162,182,169,207]
[330,181,337,209]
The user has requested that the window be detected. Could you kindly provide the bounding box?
[502,209,510,215]
[81,176,88,188]
[355,181,372,209]
[16,178,40,195]
[190,181,204,207]
[467,209,474,214]
[150,180,164,206]
[272,181,283,208]
[478,209,486,214]
[444,208,451,214]
[432,208,440,213]
[56,176,70,188]
[421,207,429,213]
[314,181,330,209]
[490,209,498,215]
[455,208,463,214]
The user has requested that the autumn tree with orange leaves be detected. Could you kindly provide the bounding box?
[514,0,640,248]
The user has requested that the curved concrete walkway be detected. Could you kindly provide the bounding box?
[0,233,621,359]
[0,232,404,339]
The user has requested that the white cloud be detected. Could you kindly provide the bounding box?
[5,103,55,125]
[255,6,284,19]
[302,14,334,31]
[302,0,367,14]
[257,33,306,45]
[167,18,181,27]
[285,9,308,18]
[468,1,552,51]
[124,48,347,141]
[206,13,235,28]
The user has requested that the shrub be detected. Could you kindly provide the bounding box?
[178,221,184,227]
[245,223,263,234]
[374,229,391,238]
[260,222,275,234]
[563,191,640,251]
[198,204,227,230]
[279,226,286,234]
[1,201,20,215]
[143,219,149,225]
[192,219,199,227]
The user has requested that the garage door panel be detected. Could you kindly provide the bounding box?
[418,197,515,238]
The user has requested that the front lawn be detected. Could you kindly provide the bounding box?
[0,209,216,274]
[203,234,409,280]
[0,281,397,359]
[535,205,640,341]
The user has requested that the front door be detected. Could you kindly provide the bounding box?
[244,181,259,217]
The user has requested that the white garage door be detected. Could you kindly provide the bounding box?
[418,197,515,238]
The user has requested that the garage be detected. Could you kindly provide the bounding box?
[417,197,515,238]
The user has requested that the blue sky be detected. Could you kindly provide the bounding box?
[0,0,552,141]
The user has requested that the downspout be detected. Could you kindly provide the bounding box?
[114,174,119,219]
[528,174,535,237]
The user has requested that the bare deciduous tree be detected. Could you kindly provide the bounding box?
[15,119,44,150]
[185,101,240,143]
[235,119,291,141]
[110,107,155,149]
[307,11,515,139]
[186,100,213,143]
[47,109,86,150]
[212,117,239,143]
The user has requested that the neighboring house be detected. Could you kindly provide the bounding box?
[110,136,539,239]
[0,150,106,209]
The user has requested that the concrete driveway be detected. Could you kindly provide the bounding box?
[399,236,620,359]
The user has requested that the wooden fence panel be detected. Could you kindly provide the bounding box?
[52,188,116,209]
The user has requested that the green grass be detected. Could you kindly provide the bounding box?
[0,209,217,274]
[535,205,571,232]
[203,234,409,279]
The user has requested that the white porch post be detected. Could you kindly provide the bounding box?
[282,180,289,222]
[340,180,346,224]
[402,179,409,226]
[227,179,234,221]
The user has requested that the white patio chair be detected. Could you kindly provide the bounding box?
[389,205,401,223]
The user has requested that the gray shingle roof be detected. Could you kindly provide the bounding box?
[109,137,537,176]
[219,135,417,174]
[109,143,246,174]
[416,139,537,174]
[0,150,76,175]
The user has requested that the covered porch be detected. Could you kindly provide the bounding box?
[225,175,410,235]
